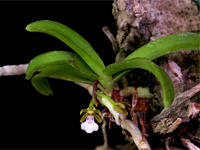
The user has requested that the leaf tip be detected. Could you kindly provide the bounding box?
[25,72,32,80]
[25,23,36,32]
[25,25,31,31]
[44,90,54,96]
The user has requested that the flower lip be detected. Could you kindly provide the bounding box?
[81,115,99,133]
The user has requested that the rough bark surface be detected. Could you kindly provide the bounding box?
[112,0,200,149]
[112,0,199,50]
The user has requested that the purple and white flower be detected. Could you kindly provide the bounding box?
[81,115,99,133]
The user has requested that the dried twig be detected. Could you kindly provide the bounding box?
[93,80,99,100]
[102,26,118,54]
[186,133,200,143]
[130,88,138,125]
[165,140,170,150]
[151,83,200,134]
[181,138,200,150]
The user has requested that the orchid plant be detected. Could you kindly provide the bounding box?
[25,20,200,134]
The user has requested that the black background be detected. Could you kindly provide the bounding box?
[0,0,127,149]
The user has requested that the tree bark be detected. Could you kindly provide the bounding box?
[112,0,200,149]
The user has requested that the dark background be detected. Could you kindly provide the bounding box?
[0,1,127,149]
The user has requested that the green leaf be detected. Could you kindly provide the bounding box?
[31,64,95,95]
[31,75,53,96]
[126,32,200,61]
[37,64,95,84]
[26,51,98,95]
[26,20,105,76]
[113,32,200,83]
[26,51,98,81]
[103,58,174,108]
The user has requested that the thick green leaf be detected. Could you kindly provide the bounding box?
[26,51,98,80]
[113,33,200,82]
[31,64,95,95]
[26,20,105,76]
[38,64,95,84]
[126,32,200,61]
[103,58,174,107]
[31,76,53,96]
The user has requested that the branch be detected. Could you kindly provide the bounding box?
[102,26,118,54]
[151,83,200,134]
[0,64,28,76]
[181,138,200,150]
